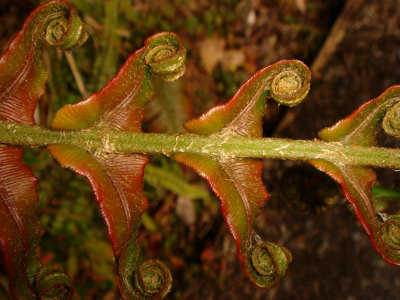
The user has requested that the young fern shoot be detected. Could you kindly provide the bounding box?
[0,1,399,299]
[0,1,87,299]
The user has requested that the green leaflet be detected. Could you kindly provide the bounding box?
[176,60,310,288]
[310,85,400,265]
[49,31,186,299]
[0,1,88,298]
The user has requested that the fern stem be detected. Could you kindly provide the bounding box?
[144,164,210,200]
[0,121,399,169]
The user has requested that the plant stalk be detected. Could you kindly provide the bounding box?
[1,121,399,169]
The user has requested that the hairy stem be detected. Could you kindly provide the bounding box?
[0,121,399,169]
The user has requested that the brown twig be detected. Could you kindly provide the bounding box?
[311,0,365,79]
[65,50,89,98]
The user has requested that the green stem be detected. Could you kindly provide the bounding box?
[1,121,400,169]
[141,212,158,233]
[144,164,210,200]
[373,186,400,200]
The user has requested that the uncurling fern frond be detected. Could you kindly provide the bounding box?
[310,86,400,265]
[49,32,185,299]
[0,1,87,298]
[0,1,399,299]
[175,60,311,287]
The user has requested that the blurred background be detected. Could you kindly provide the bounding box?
[1,0,400,299]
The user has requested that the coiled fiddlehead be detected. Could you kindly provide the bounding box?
[244,241,292,288]
[144,32,186,82]
[117,232,172,299]
[380,215,400,261]
[269,61,311,107]
[35,268,73,300]
[134,260,172,298]
[44,7,88,50]
[382,101,400,138]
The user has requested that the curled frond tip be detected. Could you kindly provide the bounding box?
[270,60,311,107]
[134,260,172,298]
[244,242,292,289]
[144,32,186,82]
